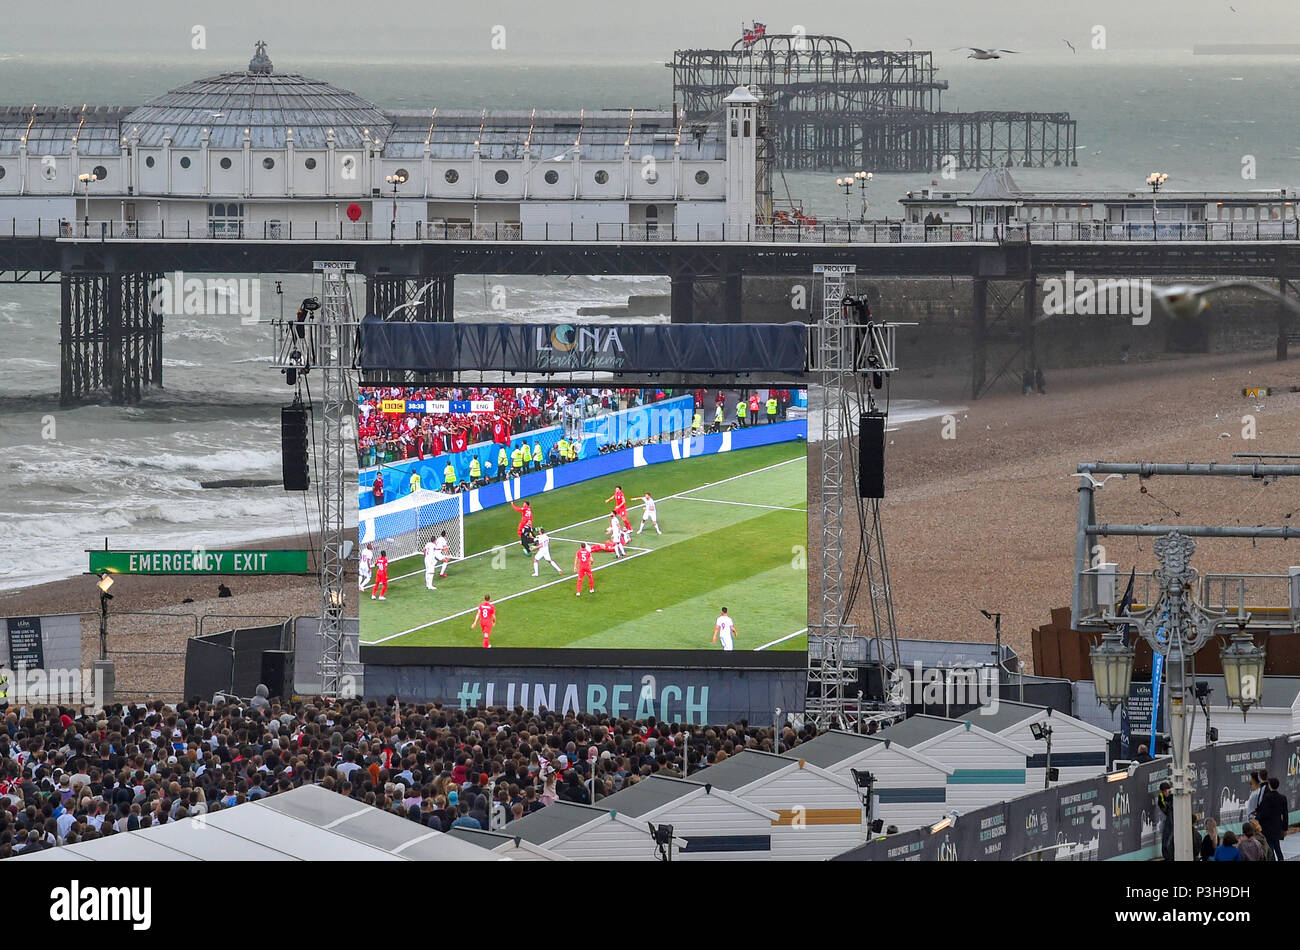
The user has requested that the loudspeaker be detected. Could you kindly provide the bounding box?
[259,650,291,699]
[859,412,885,498]
[281,405,310,491]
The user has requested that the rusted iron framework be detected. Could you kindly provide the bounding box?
[670,34,1076,172]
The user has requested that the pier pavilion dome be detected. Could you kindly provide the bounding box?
[121,42,392,150]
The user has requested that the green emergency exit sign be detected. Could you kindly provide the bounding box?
[88,550,310,576]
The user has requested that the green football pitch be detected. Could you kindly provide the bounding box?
[360,440,808,651]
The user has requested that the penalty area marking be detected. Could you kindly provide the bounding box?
[364,548,652,644]
[754,628,809,651]
[377,455,804,585]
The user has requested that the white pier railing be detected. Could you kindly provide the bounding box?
[2,217,1299,244]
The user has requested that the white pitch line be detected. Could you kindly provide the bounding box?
[754,628,809,651]
[677,496,805,512]
[364,548,652,644]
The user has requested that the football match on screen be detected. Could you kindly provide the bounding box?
[357,386,808,653]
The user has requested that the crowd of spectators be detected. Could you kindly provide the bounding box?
[0,693,839,858]
[357,387,545,465]
[358,387,798,471]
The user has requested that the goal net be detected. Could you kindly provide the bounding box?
[358,490,465,565]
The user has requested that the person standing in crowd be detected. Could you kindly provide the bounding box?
[1255,776,1289,861]
[1238,821,1267,861]
[521,440,532,472]
[496,445,509,482]
[532,439,543,472]
[765,393,777,424]
[735,395,747,427]
[443,461,455,491]
[1214,831,1243,862]
[748,392,760,425]
[372,471,384,506]
[1035,366,1046,395]
[713,401,725,431]
[409,470,421,494]
[1246,771,1265,820]
[1157,781,1175,861]
[1198,818,1219,861]
[469,455,481,485]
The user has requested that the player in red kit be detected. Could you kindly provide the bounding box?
[371,549,389,600]
[574,544,596,596]
[510,500,533,549]
[604,485,631,531]
[470,594,496,648]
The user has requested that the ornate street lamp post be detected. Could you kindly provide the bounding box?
[854,170,873,222]
[1090,531,1265,861]
[1146,171,1169,232]
[385,171,408,241]
[835,177,853,221]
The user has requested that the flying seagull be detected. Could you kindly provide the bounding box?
[953,47,1019,59]
[1062,38,1077,54]
[906,37,914,48]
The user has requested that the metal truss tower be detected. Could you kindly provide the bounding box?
[807,263,903,729]
[314,262,358,698]
[271,261,359,699]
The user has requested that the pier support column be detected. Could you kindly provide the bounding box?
[670,274,696,324]
[971,277,988,399]
[723,271,743,323]
[438,274,454,323]
[1277,277,1290,361]
[367,274,450,322]
[60,272,159,405]
[1024,272,1038,373]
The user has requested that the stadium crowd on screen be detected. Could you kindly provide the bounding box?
[0,691,862,857]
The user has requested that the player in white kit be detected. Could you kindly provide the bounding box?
[712,607,737,651]
[637,492,661,535]
[431,530,451,578]
[531,528,563,577]
[422,538,440,590]
[358,543,375,591]
[606,513,628,558]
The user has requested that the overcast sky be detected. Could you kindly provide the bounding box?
[5,0,1296,56]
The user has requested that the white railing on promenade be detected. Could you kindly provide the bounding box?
[1,217,1297,244]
